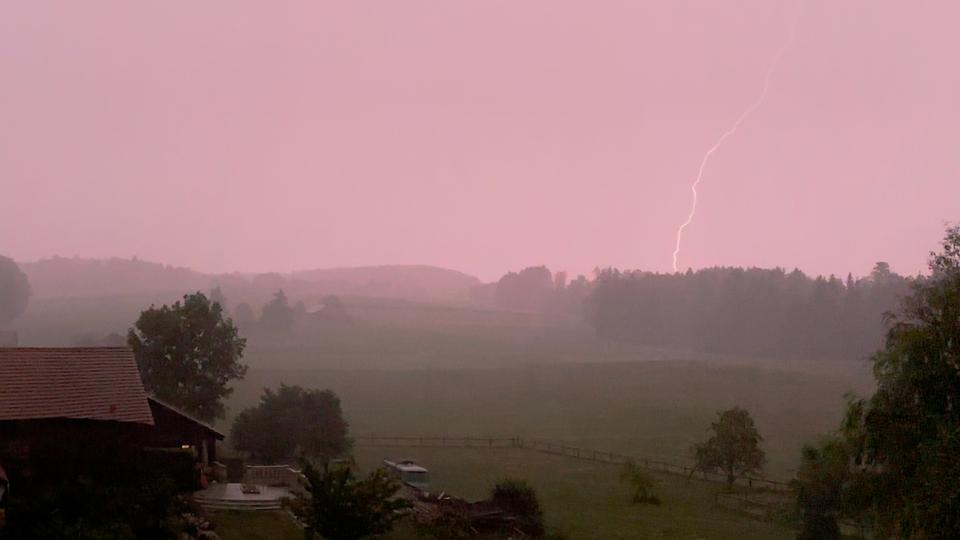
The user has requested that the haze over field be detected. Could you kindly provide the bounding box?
[2,2,959,539]
[2,1,958,280]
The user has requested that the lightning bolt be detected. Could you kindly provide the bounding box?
[671,5,802,273]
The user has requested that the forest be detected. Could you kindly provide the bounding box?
[585,263,910,360]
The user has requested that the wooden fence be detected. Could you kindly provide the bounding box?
[354,435,793,493]
[355,436,520,449]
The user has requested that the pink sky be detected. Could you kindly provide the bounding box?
[1,1,957,281]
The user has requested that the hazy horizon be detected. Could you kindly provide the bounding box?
[7,252,932,284]
[2,1,957,281]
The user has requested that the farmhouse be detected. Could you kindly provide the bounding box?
[0,347,224,489]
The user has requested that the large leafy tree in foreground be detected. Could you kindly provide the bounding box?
[834,226,960,537]
[0,254,31,326]
[128,292,247,421]
[692,406,766,487]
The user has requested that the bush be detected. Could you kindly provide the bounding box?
[4,476,187,539]
[2,447,197,539]
[491,479,545,537]
[620,461,660,505]
[292,461,410,540]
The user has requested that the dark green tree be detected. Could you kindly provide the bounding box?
[128,292,247,421]
[209,286,227,310]
[0,255,31,326]
[837,225,960,537]
[491,479,545,537]
[260,289,294,331]
[292,461,410,540]
[692,407,766,487]
[494,266,555,312]
[231,385,350,463]
[793,436,857,540]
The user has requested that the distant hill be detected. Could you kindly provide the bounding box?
[19,257,482,304]
[289,265,481,303]
[20,257,210,299]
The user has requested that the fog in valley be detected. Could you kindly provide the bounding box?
[1,2,958,539]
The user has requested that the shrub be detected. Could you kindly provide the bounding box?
[620,461,660,505]
[491,479,545,537]
[292,461,410,540]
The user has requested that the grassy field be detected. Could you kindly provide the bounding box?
[227,360,867,478]
[354,446,795,539]
[210,446,796,540]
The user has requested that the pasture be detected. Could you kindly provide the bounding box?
[228,359,867,479]
[211,445,796,540]
[354,446,795,539]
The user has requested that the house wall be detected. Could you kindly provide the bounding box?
[0,419,145,484]
[140,401,221,464]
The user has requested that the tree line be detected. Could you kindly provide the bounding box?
[585,263,910,359]
[472,265,592,318]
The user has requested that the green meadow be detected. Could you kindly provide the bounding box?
[355,446,795,540]
[219,297,872,483]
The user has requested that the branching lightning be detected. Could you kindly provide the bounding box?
[671,5,802,273]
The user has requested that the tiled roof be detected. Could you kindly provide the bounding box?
[148,396,225,439]
[0,347,154,425]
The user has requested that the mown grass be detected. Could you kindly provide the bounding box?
[354,446,795,540]
[209,510,302,540]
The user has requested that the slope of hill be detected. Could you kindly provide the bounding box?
[289,264,482,303]
[18,257,482,305]
[20,257,210,299]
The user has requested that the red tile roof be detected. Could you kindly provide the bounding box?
[0,347,154,425]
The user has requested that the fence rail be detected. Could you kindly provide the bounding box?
[355,436,520,449]
[355,435,793,493]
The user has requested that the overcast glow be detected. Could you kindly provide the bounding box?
[1,1,957,280]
